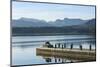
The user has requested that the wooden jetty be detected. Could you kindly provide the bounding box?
[36,47,96,61]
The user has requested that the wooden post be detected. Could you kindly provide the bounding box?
[58,43,60,48]
[89,44,92,51]
[55,58,57,62]
[70,43,73,49]
[64,43,66,48]
[58,58,60,62]
[80,45,82,50]
[95,43,96,51]
[62,58,64,63]
[62,44,63,49]
[55,44,57,48]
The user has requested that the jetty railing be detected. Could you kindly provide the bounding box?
[51,42,96,51]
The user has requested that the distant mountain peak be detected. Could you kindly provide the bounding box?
[64,18,69,20]
[85,18,96,25]
[19,17,39,22]
[56,19,61,21]
[12,17,95,27]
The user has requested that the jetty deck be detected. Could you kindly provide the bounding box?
[36,47,96,61]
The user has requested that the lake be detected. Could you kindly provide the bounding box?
[12,35,96,66]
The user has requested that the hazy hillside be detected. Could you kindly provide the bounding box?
[85,19,96,25]
[12,17,53,27]
[49,18,87,26]
[12,17,88,27]
[12,18,96,36]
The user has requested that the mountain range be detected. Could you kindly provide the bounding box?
[12,18,96,36]
[12,17,95,27]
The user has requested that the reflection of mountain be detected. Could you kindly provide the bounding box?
[12,18,96,36]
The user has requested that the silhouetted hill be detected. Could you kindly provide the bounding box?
[85,18,96,25]
[12,17,53,27]
[12,17,88,27]
[12,18,96,36]
[49,18,87,26]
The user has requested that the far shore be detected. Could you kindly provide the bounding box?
[12,33,96,36]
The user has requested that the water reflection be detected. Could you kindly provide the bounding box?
[12,35,96,65]
[45,58,52,62]
[36,40,96,63]
[41,56,77,63]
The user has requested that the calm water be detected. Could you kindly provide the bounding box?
[12,35,96,66]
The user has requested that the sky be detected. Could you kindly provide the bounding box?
[12,1,96,21]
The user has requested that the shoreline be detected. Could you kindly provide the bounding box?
[12,34,96,36]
